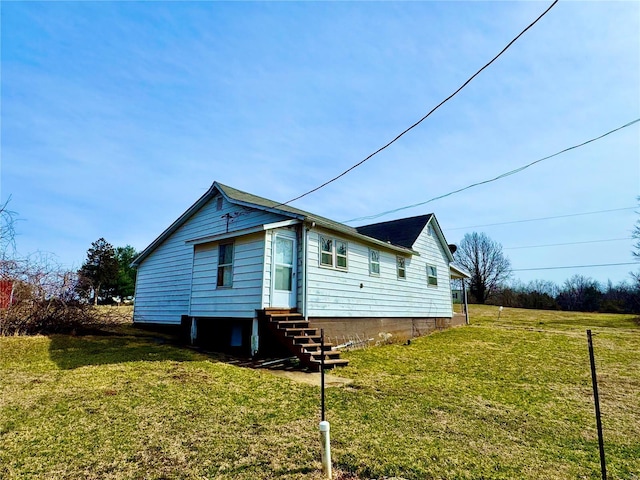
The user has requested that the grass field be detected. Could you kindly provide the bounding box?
[1,305,639,479]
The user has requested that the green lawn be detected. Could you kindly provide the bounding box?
[1,305,638,479]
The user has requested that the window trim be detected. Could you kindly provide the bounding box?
[427,264,438,287]
[216,242,234,288]
[320,236,334,268]
[396,256,406,279]
[318,234,348,271]
[369,249,380,276]
[335,240,348,270]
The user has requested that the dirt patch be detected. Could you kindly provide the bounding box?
[267,370,353,387]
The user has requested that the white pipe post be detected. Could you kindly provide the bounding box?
[190,318,197,345]
[319,420,332,479]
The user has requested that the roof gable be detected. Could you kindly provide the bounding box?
[355,213,454,262]
[355,214,433,249]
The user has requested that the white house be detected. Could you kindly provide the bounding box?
[132,182,468,368]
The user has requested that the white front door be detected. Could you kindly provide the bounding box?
[271,232,297,308]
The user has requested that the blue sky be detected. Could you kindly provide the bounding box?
[2,1,639,287]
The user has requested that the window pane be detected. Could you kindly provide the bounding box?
[427,265,437,286]
[371,263,380,274]
[275,265,292,291]
[217,265,232,287]
[336,241,347,256]
[321,252,332,266]
[219,244,233,265]
[370,250,379,262]
[397,257,406,278]
[321,237,332,253]
[337,255,347,269]
[222,266,233,286]
[276,237,293,265]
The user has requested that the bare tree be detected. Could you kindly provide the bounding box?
[556,275,602,312]
[0,196,18,261]
[454,232,511,303]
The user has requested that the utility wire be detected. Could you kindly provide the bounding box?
[276,0,559,208]
[513,262,637,272]
[346,118,640,223]
[504,237,633,250]
[448,206,637,231]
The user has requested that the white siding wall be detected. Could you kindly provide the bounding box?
[261,230,273,308]
[134,196,286,324]
[306,225,452,318]
[190,233,265,317]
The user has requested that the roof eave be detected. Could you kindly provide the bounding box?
[450,264,471,279]
[311,221,418,256]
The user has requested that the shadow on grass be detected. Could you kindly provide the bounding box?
[48,328,222,370]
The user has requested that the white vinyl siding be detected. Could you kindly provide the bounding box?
[133,196,286,324]
[306,226,452,318]
[190,233,264,317]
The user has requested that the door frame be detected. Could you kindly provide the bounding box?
[270,229,297,308]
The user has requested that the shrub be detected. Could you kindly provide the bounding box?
[0,253,122,336]
[0,297,119,336]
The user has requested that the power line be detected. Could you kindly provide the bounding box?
[447,207,637,231]
[513,262,637,272]
[504,237,633,250]
[345,118,640,223]
[276,0,559,208]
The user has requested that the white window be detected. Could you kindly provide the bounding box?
[319,235,348,270]
[217,243,233,287]
[336,240,348,269]
[216,197,223,211]
[320,236,333,267]
[397,256,406,279]
[427,265,438,286]
[369,249,380,275]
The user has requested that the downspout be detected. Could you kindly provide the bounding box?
[254,230,270,357]
[303,223,309,321]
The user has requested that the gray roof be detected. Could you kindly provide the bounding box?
[216,183,363,241]
[133,181,422,266]
[356,214,434,249]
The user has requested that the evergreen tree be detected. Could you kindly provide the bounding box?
[114,245,138,300]
[77,238,118,305]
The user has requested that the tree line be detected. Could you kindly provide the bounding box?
[453,229,640,314]
[488,276,640,314]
